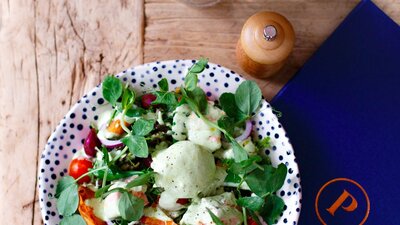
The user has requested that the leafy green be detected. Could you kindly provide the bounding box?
[55,176,75,198]
[118,192,145,221]
[132,119,155,136]
[237,196,264,212]
[184,87,208,114]
[60,214,86,225]
[188,58,208,74]
[207,208,225,225]
[257,137,271,149]
[152,91,177,106]
[231,139,249,162]
[217,116,235,136]
[185,73,198,91]
[228,155,262,175]
[235,80,262,116]
[121,88,135,110]
[56,182,79,216]
[92,170,143,182]
[102,75,123,106]
[126,172,154,189]
[244,163,287,197]
[122,135,148,158]
[259,195,285,225]
[95,184,113,198]
[219,93,246,122]
[158,78,169,92]
[125,107,146,117]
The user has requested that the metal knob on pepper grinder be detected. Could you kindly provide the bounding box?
[236,12,295,79]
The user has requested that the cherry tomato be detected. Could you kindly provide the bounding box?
[68,158,93,184]
[247,217,259,225]
[141,93,157,109]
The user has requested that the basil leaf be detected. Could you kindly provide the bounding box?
[189,58,208,73]
[152,91,177,106]
[219,93,246,122]
[237,196,264,212]
[185,73,198,91]
[158,78,169,92]
[55,176,75,198]
[132,119,155,136]
[102,75,123,106]
[244,163,287,197]
[121,88,135,110]
[57,183,79,216]
[125,107,146,117]
[118,192,144,221]
[126,172,154,189]
[206,208,225,225]
[60,214,86,225]
[231,139,248,162]
[259,195,285,225]
[217,116,235,136]
[122,135,149,158]
[95,184,112,198]
[235,80,262,116]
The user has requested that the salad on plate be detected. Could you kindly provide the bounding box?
[54,58,288,225]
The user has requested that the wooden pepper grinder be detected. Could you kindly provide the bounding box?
[236,12,295,78]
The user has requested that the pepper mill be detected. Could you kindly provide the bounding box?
[236,12,295,78]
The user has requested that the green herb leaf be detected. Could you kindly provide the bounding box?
[118,192,145,221]
[185,87,208,113]
[228,155,262,175]
[56,183,79,216]
[93,170,144,182]
[185,73,198,91]
[189,58,208,73]
[217,116,236,136]
[132,119,155,136]
[55,176,75,198]
[125,107,146,117]
[256,137,271,150]
[231,139,249,162]
[259,195,285,225]
[102,75,123,106]
[207,208,225,225]
[60,214,86,225]
[235,81,262,116]
[219,93,247,122]
[101,146,110,165]
[95,184,112,198]
[152,91,178,106]
[244,163,287,197]
[237,196,264,212]
[121,88,136,110]
[126,172,154,189]
[122,135,149,158]
[158,78,169,92]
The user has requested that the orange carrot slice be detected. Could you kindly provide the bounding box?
[107,119,130,135]
[78,186,106,225]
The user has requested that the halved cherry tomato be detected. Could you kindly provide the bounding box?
[68,158,93,184]
[140,216,177,225]
[107,119,130,136]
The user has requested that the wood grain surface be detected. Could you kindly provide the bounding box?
[0,0,399,224]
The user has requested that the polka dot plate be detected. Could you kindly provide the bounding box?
[38,60,301,225]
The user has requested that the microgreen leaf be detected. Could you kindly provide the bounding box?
[207,208,225,225]
[185,73,198,91]
[217,116,235,136]
[125,107,146,117]
[95,184,112,198]
[231,139,249,162]
[122,135,148,158]
[237,196,264,212]
[126,172,154,189]
[56,183,79,216]
[93,170,143,182]
[118,192,145,221]
[152,91,177,106]
[59,214,86,225]
[228,155,262,175]
[102,75,123,106]
[184,87,208,114]
[158,78,169,92]
[55,176,75,198]
[259,195,285,225]
[256,137,271,150]
[101,146,110,165]
[121,88,136,110]
[235,80,262,116]
[219,92,247,122]
[244,163,287,197]
[188,58,208,74]
[132,119,155,136]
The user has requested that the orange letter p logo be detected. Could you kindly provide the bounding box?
[326,190,358,216]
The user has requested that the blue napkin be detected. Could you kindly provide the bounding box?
[271,0,400,224]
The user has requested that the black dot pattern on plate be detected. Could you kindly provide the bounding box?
[38,60,301,225]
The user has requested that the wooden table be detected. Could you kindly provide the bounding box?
[0,0,398,224]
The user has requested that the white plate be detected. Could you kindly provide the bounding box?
[38,59,301,225]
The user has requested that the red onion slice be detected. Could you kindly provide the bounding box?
[98,136,124,149]
[235,120,253,142]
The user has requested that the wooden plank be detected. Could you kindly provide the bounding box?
[32,0,144,224]
[0,0,39,224]
[144,0,399,101]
